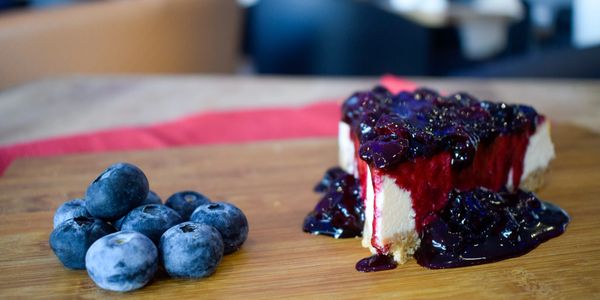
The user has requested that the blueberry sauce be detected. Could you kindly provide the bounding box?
[305,168,569,271]
[415,188,570,269]
[356,254,397,272]
[342,86,541,170]
[303,167,364,238]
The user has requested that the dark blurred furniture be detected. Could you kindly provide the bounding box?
[456,45,600,78]
[244,0,598,78]
[245,0,429,76]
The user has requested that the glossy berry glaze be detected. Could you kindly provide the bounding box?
[342,86,541,171]
[355,253,397,272]
[304,86,570,271]
[303,167,364,238]
[305,168,569,270]
[415,188,569,269]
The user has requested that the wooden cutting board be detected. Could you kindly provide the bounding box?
[1,123,599,299]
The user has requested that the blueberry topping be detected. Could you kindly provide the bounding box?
[306,168,569,271]
[303,167,363,238]
[359,136,409,169]
[341,86,540,169]
[355,254,397,272]
[414,188,570,269]
[313,167,348,193]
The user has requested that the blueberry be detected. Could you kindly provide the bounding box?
[49,216,115,269]
[190,202,249,254]
[53,198,90,229]
[113,216,126,231]
[141,190,162,206]
[159,222,224,278]
[112,191,162,230]
[85,231,158,292]
[165,191,211,221]
[85,163,149,220]
[341,93,360,123]
[359,136,408,169]
[371,85,392,98]
[357,113,379,142]
[120,204,183,244]
[374,115,410,138]
[442,130,477,169]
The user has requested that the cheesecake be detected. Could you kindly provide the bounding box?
[304,86,569,270]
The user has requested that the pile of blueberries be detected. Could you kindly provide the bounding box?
[341,86,541,169]
[49,162,249,292]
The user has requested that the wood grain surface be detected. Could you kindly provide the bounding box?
[0,123,599,299]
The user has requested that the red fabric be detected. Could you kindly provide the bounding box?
[0,76,415,175]
[380,74,417,94]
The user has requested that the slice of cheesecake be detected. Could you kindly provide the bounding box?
[338,87,556,263]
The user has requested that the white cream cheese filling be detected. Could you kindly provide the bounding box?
[338,122,356,176]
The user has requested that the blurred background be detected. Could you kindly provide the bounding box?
[1,0,599,90]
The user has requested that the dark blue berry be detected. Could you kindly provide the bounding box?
[141,190,162,205]
[113,216,125,231]
[159,222,223,278]
[120,204,183,245]
[85,163,149,221]
[85,231,158,292]
[190,202,249,254]
[165,191,211,221]
[53,198,90,229]
[49,216,115,269]
[112,191,163,230]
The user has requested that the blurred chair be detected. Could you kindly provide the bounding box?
[0,0,241,90]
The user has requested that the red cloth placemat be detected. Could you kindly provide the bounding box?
[0,76,416,175]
